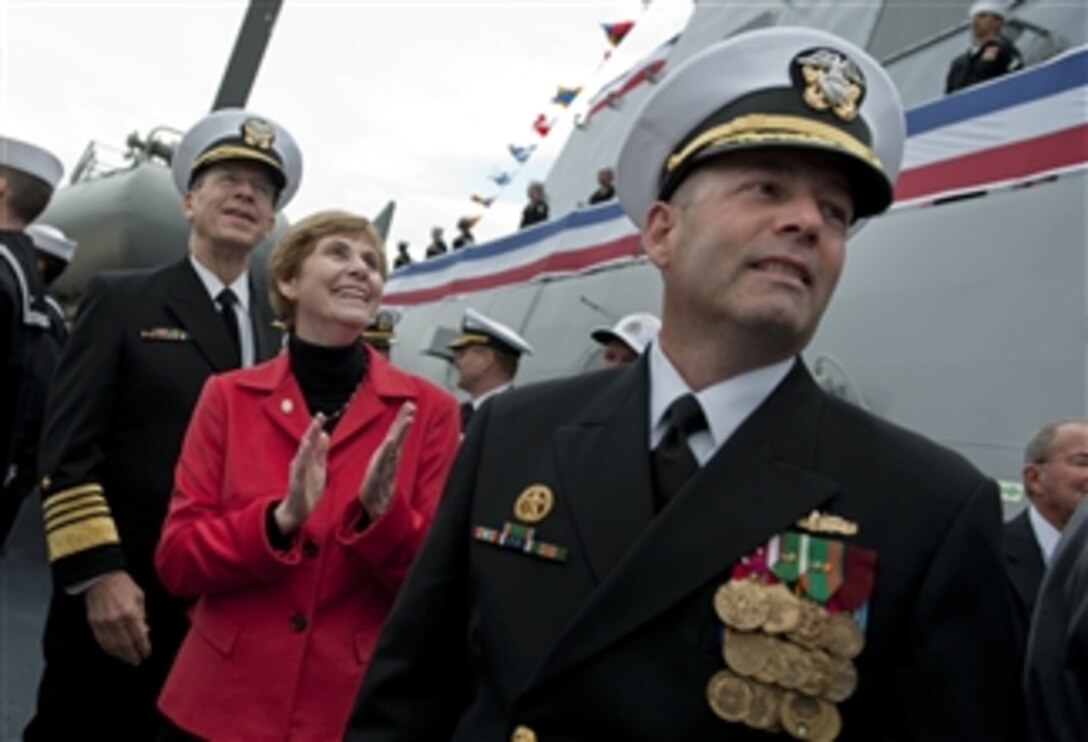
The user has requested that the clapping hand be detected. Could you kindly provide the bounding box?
[358,402,416,520]
[275,413,330,537]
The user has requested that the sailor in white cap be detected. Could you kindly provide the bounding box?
[446,307,533,429]
[591,311,661,369]
[0,134,62,501]
[349,27,1022,741]
[947,0,1023,93]
[25,109,300,741]
[0,224,78,548]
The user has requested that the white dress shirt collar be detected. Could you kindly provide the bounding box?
[648,342,792,465]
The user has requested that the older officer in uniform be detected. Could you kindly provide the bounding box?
[349,27,1025,741]
[0,225,78,547]
[363,306,402,360]
[447,307,533,430]
[591,311,660,369]
[25,109,301,741]
[0,136,62,498]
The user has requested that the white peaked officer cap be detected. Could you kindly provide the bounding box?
[26,224,78,263]
[616,27,906,229]
[969,0,1008,19]
[0,135,63,189]
[592,312,661,355]
[172,108,302,209]
[447,307,534,357]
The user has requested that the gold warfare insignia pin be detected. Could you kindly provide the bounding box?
[795,509,859,536]
[793,48,865,122]
[514,484,554,524]
[241,118,275,150]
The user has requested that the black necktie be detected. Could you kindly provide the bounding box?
[652,394,708,510]
[460,401,474,431]
[216,288,241,365]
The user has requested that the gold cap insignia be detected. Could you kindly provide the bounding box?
[241,118,275,151]
[795,509,859,536]
[793,48,865,122]
[514,484,554,524]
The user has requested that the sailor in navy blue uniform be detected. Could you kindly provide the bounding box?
[0,135,62,498]
[946,0,1024,94]
[0,224,77,547]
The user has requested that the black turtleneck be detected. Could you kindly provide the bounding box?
[288,334,367,433]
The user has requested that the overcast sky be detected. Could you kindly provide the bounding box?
[2,0,691,256]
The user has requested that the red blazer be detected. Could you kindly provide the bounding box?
[155,347,459,741]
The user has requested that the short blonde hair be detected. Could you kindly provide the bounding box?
[267,209,386,328]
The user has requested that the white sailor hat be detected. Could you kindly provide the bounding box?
[26,224,78,263]
[447,308,534,357]
[969,0,1008,19]
[617,27,906,228]
[363,306,402,347]
[0,135,63,189]
[172,108,302,209]
[591,312,661,355]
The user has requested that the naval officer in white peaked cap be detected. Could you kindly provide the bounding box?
[447,307,533,429]
[26,107,301,741]
[348,27,1025,741]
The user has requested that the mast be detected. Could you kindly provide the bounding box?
[212,0,284,111]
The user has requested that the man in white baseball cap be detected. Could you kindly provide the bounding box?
[26,108,300,741]
[0,135,62,505]
[947,0,1023,93]
[446,307,533,429]
[349,27,1023,740]
[591,311,660,369]
[0,224,78,548]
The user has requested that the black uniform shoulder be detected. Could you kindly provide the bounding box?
[819,391,992,507]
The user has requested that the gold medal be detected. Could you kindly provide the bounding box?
[714,579,770,630]
[776,641,809,691]
[754,636,788,685]
[787,599,829,648]
[798,647,833,698]
[820,612,865,659]
[706,669,753,723]
[779,691,842,742]
[762,582,803,634]
[744,679,783,731]
[823,656,858,703]
[723,628,771,678]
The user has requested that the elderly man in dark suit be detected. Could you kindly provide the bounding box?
[25,109,301,741]
[1005,419,1088,653]
[349,27,1025,741]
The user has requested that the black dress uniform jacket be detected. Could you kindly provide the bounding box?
[25,258,280,740]
[1003,508,1046,653]
[350,358,1026,741]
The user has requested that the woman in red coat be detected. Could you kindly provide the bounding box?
[154,210,459,740]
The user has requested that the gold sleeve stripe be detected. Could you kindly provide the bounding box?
[43,494,109,523]
[45,505,113,532]
[41,484,121,562]
[43,483,105,513]
[46,513,121,562]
